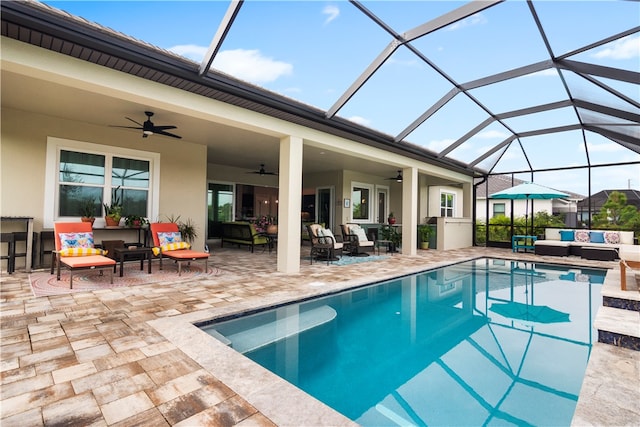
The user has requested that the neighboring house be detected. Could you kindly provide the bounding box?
[475,175,583,227]
[577,189,640,225]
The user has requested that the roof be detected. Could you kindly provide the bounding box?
[576,189,640,209]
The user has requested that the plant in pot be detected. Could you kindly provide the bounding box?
[388,212,396,225]
[418,224,433,249]
[381,225,401,252]
[165,215,197,243]
[80,198,97,225]
[103,186,123,226]
[124,215,148,228]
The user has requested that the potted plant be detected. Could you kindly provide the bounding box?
[124,215,148,228]
[418,224,433,249]
[103,186,123,226]
[381,225,401,252]
[165,215,197,243]
[388,212,396,225]
[80,198,97,225]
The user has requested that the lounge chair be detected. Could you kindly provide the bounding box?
[307,224,344,265]
[341,224,375,256]
[52,222,116,288]
[150,222,209,275]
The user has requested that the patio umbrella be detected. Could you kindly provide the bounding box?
[490,182,569,235]
[489,301,570,324]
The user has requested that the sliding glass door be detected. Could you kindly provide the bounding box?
[208,183,234,238]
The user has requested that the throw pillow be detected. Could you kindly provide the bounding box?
[574,230,590,243]
[352,226,369,242]
[152,242,191,256]
[59,247,106,257]
[604,231,620,244]
[559,230,575,241]
[589,231,605,244]
[157,231,182,246]
[59,232,94,250]
[322,228,336,244]
[316,227,326,244]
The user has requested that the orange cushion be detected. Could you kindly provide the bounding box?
[162,249,209,260]
[60,255,116,268]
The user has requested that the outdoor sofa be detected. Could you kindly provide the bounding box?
[534,228,637,260]
[220,222,269,253]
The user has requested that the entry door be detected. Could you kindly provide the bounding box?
[316,187,334,229]
[208,182,234,238]
[377,187,389,224]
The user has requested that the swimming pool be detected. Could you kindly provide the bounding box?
[200,258,605,426]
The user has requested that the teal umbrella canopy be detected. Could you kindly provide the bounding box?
[489,302,570,324]
[489,182,569,200]
[489,182,569,234]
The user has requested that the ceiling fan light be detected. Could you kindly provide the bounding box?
[143,130,153,136]
[396,170,403,182]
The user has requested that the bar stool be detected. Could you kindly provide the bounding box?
[12,231,37,271]
[1,232,16,274]
[39,230,55,268]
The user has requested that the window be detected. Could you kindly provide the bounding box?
[493,203,505,217]
[352,183,373,222]
[45,137,159,227]
[440,192,455,217]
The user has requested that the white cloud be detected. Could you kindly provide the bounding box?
[169,46,293,84]
[168,44,208,62]
[347,116,371,127]
[426,138,455,153]
[477,129,509,139]
[585,142,624,153]
[446,13,487,31]
[592,35,640,60]
[323,5,340,25]
[213,49,293,84]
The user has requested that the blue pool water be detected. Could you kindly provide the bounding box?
[200,258,606,426]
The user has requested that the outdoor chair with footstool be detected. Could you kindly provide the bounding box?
[150,222,210,276]
[52,222,116,288]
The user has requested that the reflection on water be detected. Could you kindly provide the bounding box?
[200,258,605,426]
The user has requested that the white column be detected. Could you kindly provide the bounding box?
[278,136,303,273]
[401,167,418,255]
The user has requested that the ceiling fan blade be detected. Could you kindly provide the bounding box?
[109,125,143,130]
[125,117,143,126]
[152,125,177,131]
[155,129,182,139]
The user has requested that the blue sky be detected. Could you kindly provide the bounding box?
[43,1,639,196]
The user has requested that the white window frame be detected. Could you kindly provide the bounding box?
[350,182,374,224]
[44,137,160,228]
[440,191,456,217]
[376,185,389,224]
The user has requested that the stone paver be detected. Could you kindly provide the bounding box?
[1,246,636,425]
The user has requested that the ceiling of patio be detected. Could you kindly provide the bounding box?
[2,0,638,189]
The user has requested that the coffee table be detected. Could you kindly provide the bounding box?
[112,246,153,277]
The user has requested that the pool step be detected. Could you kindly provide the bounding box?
[225,305,337,354]
[595,306,640,351]
[595,269,640,351]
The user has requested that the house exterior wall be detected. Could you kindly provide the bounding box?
[475,198,554,222]
[1,107,208,250]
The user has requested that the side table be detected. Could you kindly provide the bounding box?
[112,247,153,277]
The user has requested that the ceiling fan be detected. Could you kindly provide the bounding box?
[385,170,403,183]
[110,111,181,139]
[247,164,277,176]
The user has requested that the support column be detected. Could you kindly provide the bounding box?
[277,136,303,273]
[401,167,418,255]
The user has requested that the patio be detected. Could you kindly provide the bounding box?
[1,246,637,426]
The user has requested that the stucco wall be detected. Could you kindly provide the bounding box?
[1,107,208,249]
